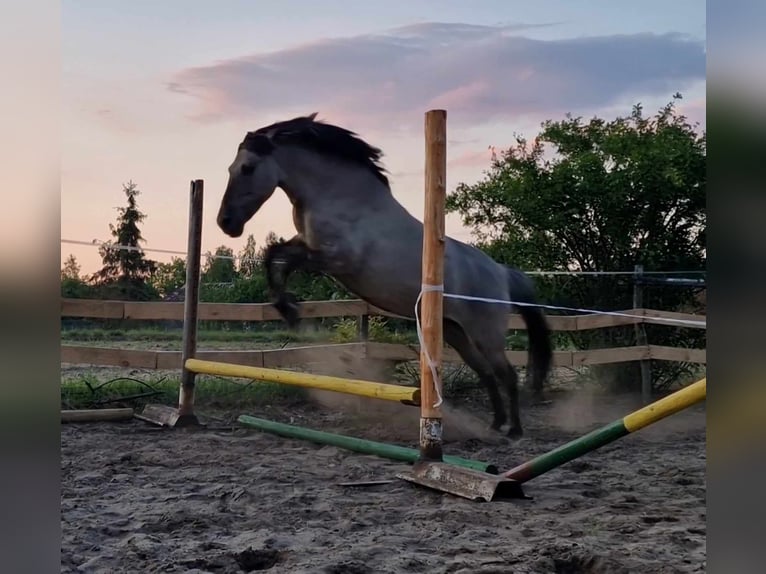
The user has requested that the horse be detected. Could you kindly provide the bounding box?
[215,113,552,438]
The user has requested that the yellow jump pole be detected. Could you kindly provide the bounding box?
[503,378,707,483]
[185,358,421,405]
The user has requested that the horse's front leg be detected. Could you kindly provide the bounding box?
[263,236,315,328]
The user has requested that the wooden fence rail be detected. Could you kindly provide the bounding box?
[60,341,706,371]
[61,298,706,331]
[60,298,706,371]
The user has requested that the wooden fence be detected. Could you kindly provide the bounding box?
[61,297,706,370]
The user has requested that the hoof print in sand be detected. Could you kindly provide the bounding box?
[236,547,282,571]
[323,561,371,574]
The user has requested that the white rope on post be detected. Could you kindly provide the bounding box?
[414,283,446,408]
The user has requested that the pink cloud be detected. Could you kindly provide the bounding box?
[447,147,496,169]
[427,80,491,111]
[677,97,706,129]
[167,23,706,134]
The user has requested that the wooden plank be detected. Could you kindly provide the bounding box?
[62,408,134,422]
[366,342,420,361]
[572,346,651,366]
[366,342,575,367]
[60,345,158,368]
[506,314,579,331]
[262,300,369,321]
[641,309,706,329]
[199,303,264,321]
[575,311,641,330]
[124,301,184,320]
[61,299,124,319]
[262,343,366,368]
[649,345,706,364]
[155,351,183,370]
[550,351,574,367]
[154,350,267,370]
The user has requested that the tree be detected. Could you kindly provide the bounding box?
[237,234,261,278]
[90,180,158,300]
[61,253,93,298]
[152,257,187,298]
[202,245,237,284]
[61,254,81,280]
[446,96,706,391]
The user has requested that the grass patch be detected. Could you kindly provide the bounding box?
[61,373,310,412]
[61,327,330,344]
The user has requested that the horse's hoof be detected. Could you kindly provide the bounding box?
[506,426,524,440]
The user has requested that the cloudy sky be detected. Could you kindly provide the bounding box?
[62,0,706,274]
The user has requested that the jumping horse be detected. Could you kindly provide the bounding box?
[215,113,552,438]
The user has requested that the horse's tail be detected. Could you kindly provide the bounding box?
[505,266,552,396]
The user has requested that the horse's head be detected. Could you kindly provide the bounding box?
[217,133,281,238]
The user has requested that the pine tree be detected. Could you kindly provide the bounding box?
[61,254,81,280]
[237,234,260,278]
[91,180,158,300]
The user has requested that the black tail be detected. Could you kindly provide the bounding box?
[506,266,552,396]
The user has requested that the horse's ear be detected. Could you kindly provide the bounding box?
[307,112,318,121]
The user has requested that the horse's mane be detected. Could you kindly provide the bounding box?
[244,113,390,187]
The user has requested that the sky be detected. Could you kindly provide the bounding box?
[61,0,706,275]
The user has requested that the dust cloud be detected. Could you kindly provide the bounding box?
[303,351,500,444]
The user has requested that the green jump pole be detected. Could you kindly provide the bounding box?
[503,378,706,484]
[237,414,498,474]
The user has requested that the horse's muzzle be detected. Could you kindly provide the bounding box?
[217,213,244,237]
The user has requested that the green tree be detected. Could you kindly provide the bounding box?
[61,254,94,298]
[61,254,81,280]
[237,234,261,278]
[152,256,187,298]
[90,180,159,300]
[202,245,237,284]
[446,96,706,391]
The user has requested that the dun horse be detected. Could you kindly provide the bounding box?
[216,113,552,437]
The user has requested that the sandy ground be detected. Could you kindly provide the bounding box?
[61,380,706,574]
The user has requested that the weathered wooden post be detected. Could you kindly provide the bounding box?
[396,110,525,501]
[136,179,204,428]
[633,264,652,403]
[418,108,447,462]
[178,179,204,425]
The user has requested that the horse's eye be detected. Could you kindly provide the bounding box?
[241,164,255,176]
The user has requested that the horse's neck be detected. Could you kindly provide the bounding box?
[275,146,391,210]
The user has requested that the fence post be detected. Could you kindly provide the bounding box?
[418,109,447,462]
[178,179,204,425]
[633,264,652,404]
[357,313,370,341]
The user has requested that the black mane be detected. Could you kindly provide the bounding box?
[244,114,390,186]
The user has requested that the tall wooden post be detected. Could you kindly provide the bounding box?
[633,264,652,404]
[419,109,447,462]
[178,179,204,425]
[399,110,525,500]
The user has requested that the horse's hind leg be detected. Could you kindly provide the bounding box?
[468,322,524,438]
[444,319,507,431]
[479,346,524,438]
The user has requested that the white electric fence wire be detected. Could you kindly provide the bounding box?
[61,239,705,276]
[414,287,707,408]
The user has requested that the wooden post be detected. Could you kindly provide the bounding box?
[419,109,447,462]
[357,314,369,341]
[178,179,204,425]
[633,264,652,404]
